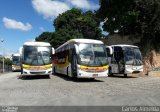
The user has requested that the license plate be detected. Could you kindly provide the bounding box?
[133,67,138,70]
[93,74,98,77]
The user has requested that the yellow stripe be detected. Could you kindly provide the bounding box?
[23,64,31,68]
[80,65,109,71]
[23,64,52,69]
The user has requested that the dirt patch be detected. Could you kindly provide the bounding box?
[148,71,160,77]
[143,50,160,74]
[127,73,147,78]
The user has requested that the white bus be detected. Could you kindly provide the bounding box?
[106,44,143,77]
[12,53,21,71]
[53,39,109,78]
[20,42,54,76]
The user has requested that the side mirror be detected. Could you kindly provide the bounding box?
[52,47,55,54]
[106,46,113,56]
[108,46,113,55]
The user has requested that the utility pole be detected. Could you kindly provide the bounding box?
[1,39,4,73]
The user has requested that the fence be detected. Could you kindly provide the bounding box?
[0,63,12,73]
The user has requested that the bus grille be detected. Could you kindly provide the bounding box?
[30,71,46,75]
[84,70,105,73]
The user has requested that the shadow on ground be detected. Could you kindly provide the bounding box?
[18,75,50,80]
[53,73,104,83]
[108,74,139,78]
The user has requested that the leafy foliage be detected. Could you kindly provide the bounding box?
[97,0,138,35]
[54,8,101,45]
[35,32,59,48]
[136,0,160,53]
[35,32,53,42]
[97,0,160,54]
[0,57,12,65]
[36,8,102,48]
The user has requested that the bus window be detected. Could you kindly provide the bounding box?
[106,47,111,57]
[113,47,124,63]
[78,43,107,66]
[79,44,93,63]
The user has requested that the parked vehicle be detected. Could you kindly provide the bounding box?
[53,39,109,78]
[20,42,54,76]
[11,53,21,72]
[106,44,143,77]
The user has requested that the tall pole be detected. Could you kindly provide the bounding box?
[2,54,4,73]
[1,39,4,73]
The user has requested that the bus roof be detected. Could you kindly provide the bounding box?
[108,44,139,48]
[23,41,51,47]
[69,39,103,44]
[56,39,104,51]
[12,53,20,56]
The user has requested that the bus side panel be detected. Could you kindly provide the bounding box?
[54,48,70,76]
[110,46,125,74]
[110,64,119,74]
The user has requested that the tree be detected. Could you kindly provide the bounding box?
[35,32,59,48]
[97,0,160,54]
[54,8,102,44]
[135,0,160,53]
[0,57,12,65]
[36,8,102,48]
[5,58,12,65]
[35,32,53,42]
[97,0,138,35]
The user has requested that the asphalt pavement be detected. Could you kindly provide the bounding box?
[0,72,160,109]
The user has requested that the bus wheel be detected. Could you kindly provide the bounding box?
[21,69,23,75]
[53,67,56,75]
[67,67,69,77]
[109,73,113,77]
[124,74,127,77]
[109,67,113,76]
[44,75,50,79]
[90,78,95,81]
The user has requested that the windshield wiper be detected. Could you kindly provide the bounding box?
[39,52,46,65]
[30,55,36,65]
[95,57,103,66]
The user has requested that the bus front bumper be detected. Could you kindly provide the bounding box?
[22,68,52,76]
[76,70,108,78]
[125,65,143,74]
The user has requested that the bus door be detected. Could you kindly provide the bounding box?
[69,44,77,77]
[111,47,125,73]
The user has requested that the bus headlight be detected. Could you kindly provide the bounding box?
[44,64,52,69]
[23,64,31,69]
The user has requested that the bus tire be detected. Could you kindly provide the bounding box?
[44,75,50,79]
[53,67,56,75]
[21,69,23,75]
[67,67,69,77]
[109,67,113,76]
[47,75,50,79]
[124,74,127,77]
[90,78,95,81]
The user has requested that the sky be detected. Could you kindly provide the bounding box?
[0,0,100,57]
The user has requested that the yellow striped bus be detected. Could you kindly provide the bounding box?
[12,53,21,71]
[20,42,54,77]
[53,39,109,78]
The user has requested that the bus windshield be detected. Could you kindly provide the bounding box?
[78,43,107,66]
[24,46,51,65]
[12,56,20,66]
[124,47,143,65]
